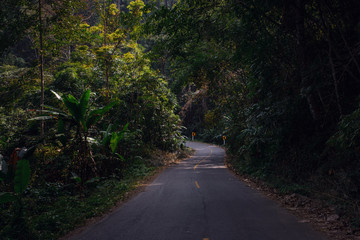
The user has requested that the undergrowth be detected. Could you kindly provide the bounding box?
[0,152,168,240]
[227,154,360,232]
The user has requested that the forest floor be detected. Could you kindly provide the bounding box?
[225,155,360,240]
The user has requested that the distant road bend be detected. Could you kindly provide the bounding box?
[70,142,327,240]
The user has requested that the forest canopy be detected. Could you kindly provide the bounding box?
[1,0,360,238]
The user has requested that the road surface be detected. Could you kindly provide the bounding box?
[69,142,326,240]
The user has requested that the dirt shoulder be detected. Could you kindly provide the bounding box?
[225,155,360,240]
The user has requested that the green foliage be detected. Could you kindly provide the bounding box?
[110,123,128,154]
[0,158,32,239]
[326,107,360,199]
[148,0,360,229]
[14,159,31,194]
[0,159,31,200]
[33,89,115,133]
[0,66,38,110]
[0,107,37,154]
[0,192,16,204]
[0,152,161,239]
[30,0,85,60]
[52,62,93,97]
[0,0,182,238]
[328,108,360,150]
[71,172,82,184]
[0,0,35,53]
[30,90,116,182]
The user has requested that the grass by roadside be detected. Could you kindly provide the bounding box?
[0,148,192,240]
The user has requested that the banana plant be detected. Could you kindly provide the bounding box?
[49,90,115,133]
[30,90,115,181]
[102,123,129,153]
[0,159,30,204]
[31,90,115,138]
[101,123,128,161]
[0,159,33,237]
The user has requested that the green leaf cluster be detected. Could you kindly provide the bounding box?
[0,159,31,203]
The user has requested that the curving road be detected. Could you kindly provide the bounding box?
[68,142,326,240]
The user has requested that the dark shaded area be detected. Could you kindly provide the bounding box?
[147,0,360,229]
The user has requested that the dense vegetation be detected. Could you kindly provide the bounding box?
[1,0,360,238]
[147,0,360,230]
[0,0,182,239]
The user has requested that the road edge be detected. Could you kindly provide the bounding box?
[60,148,193,240]
[224,153,360,240]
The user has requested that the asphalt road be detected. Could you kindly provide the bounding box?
[69,142,327,240]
